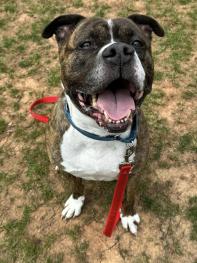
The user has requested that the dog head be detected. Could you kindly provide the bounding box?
[42,14,164,133]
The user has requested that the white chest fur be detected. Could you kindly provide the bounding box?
[60,95,136,181]
[61,128,136,181]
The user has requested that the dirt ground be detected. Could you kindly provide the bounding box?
[0,0,196,262]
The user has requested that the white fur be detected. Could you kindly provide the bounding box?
[107,19,114,42]
[120,213,140,235]
[60,95,136,181]
[134,52,145,90]
[61,194,85,219]
[97,19,116,57]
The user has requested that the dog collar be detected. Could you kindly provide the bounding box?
[64,103,138,144]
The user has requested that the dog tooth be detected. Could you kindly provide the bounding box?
[116,120,120,124]
[138,91,144,99]
[135,90,144,100]
[92,95,97,106]
[104,111,109,120]
[78,93,84,101]
[124,118,127,122]
[79,101,85,106]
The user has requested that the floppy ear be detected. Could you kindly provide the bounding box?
[128,14,164,39]
[42,14,85,43]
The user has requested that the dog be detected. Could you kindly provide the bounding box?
[42,14,164,235]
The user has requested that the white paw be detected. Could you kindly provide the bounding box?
[120,213,140,235]
[61,194,85,219]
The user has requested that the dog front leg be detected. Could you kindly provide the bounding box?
[121,175,140,235]
[62,175,85,219]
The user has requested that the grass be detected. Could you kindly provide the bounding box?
[0,0,196,262]
[4,1,17,13]
[178,132,197,153]
[92,1,110,17]
[48,68,60,87]
[73,241,89,263]
[46,253,64,263]
[1,206,42,263]
[19,52,41,68]
[65,225,82,241]
[0,118,7,134]
[186,196,197,241]
[0,172,17,191]
[73,0,84,8]
[140,180,180,218]
[24,144,49,177]
[22,144,55,202]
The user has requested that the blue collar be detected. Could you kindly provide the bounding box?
[64,103,138,144]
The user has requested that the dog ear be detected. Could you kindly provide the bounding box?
[128,14,164,39]
[42,14,85,43]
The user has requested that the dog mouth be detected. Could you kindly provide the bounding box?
[72,79,143,133]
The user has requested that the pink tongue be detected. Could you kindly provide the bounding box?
[97,89,135,120]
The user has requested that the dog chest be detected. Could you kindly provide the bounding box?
[60,127,132,181]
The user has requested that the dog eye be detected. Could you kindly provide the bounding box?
[132,40,144,49]
[79,41,92,49]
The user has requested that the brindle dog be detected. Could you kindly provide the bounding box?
[42,14,164,235]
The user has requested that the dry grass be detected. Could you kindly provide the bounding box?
[0,0,196,262]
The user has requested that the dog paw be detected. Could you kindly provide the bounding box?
[61,194,85,219]
[120,213,140,235]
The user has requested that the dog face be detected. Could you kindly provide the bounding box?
[42,14,164,133]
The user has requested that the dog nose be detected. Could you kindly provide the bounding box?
[102,43,134,65]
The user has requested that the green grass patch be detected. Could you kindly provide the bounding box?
[0,98,6,109]
[2,36,17,49]
[46,253,64,263]
[162,26,193,74]
[0,172,17,190]
[16,44,27,54]
[24,144,49,177]
[154,71,164,81]
[178,0,192,4]
[117,1,134,17]
[41,183,54,201]
[65,225,82,241]
[143,89,170,161]
[181,82,197,100]
[146,113,169,161]
[0,59,8,74]
[4,1,17,13]
[141,180,180,218]
[93,1,110,17]
[9,88,20,98]
[0,118,7,134]
[23,144,55,202]
[145,89,166,107]
[4,206,31,236]
[48,68,60,87]
[73,241,89,263]
[19,52,41,68]
[73,0,84,8]
[186,196,197,241]
[178,132,197,153]
[0,18,7,29]
[15,125,45,142]
[1,206,43,263]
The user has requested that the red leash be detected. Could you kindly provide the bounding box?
[29,96,59,123]
[103,163,133,237]
[30,97,132,237]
